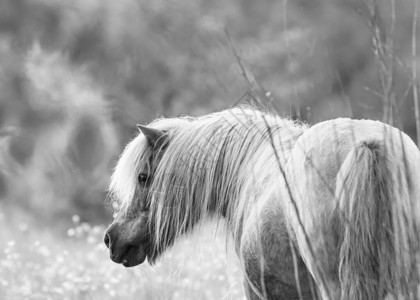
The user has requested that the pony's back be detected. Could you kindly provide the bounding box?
[285,118,420,299]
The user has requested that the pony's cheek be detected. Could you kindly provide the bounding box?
[125,213,150,243]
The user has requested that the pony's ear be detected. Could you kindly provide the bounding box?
[137,125,164,146]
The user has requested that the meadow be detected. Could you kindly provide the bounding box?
[0,0,419,299]
[0,206,245,300]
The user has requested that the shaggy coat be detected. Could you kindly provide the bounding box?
[106,107,420,300]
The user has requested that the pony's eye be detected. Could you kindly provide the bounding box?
[138,173,149,186]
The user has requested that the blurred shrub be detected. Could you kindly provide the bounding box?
[8,132,35,166]
[0,0,418,225]
[0,45,119,223]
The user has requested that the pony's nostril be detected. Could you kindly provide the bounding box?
[104,233,111,248]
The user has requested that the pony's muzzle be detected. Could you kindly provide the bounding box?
[104,230,121,262]
[104,226,148,267]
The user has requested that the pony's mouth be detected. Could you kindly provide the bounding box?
[113,243,151,268]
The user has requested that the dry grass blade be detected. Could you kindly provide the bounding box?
[412,0,420,147]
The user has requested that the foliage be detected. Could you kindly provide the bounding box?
[0,0,418,223]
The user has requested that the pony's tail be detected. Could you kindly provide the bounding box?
[336,141,417,300]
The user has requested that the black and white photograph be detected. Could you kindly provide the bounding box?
[0,0,419,299]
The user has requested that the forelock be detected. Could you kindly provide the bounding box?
[108,117,191,214]
[108,133,152,213]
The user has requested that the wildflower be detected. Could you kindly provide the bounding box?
[38,245,50,257]
[0,280,8,286]
[72,215,81,224]
[92,225,102,235]
[87,236,96,244]
[18,223,28,232]
[62,281,74,291]
[67,228,75,237]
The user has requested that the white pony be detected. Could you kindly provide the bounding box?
[104,106,420,299]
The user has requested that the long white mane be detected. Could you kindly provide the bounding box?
[109,106,307,252]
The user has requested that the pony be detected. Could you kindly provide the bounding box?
[104,106,420,300]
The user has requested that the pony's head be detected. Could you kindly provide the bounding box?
[103,125,160,266]
[104,117,187,267]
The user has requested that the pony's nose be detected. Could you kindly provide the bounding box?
[104,232,111,249]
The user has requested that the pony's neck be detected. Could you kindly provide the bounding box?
[149,108,306,246]
[198,113,305,240]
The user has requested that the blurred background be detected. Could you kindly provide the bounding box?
[0,0,419,299]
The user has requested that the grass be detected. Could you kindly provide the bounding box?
[0,207,245,300]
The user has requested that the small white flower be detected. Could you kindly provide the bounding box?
[72,215,81,223]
